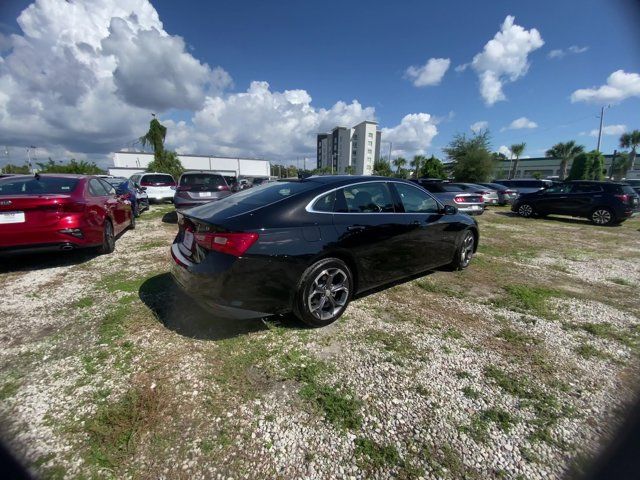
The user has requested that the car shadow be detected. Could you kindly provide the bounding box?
[0,250,97,274]
[162,211,178,224]
[493,210,622,227]
[139,273,305,340]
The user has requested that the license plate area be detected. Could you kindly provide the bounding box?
[198,192,213,197]
[0,211,25,224]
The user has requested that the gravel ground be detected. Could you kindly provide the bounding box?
[1,206,639,479]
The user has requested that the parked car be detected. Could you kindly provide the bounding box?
[0,174,134,254]
[624,179,640,196]
[223,176,240,192]
[450,183,500,205]
[512,180,640,225]
[476,182,519,205]
[174,172,233,210]
[411,180,485,215]
[171,176,479,326]
[237,178,252,190]
[493,178,553,195]
[103,177,149,217]
[129,172,176,203]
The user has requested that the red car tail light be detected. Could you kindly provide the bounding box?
[194,232,259,256]
[615,194,629,203]
[218,185,230,191]
[453,196,467,203]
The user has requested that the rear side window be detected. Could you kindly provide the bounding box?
[394,183,438,213]
[337,182,394,213]
[98,179,116,195]
[180,174,226,189]
[88,179,109,196]
[0,177,79,195]
[312,191,336,212]
[571,184,603,193]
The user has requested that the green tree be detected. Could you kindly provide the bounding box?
[146,151,184,180]
[392,157,407,172]
[410,155,425,179]
[139,117,167,160]
[345,165,356,175]
[373,158,392,176]
[1,163,30,174]
[419,155,446,179]
[311,166,332,175]
[587,150,605,180]
[619,130,640,171]
[545,141,584,180]
[36,158,105,174]
[508,143,526,179]
[444,131,495,182]
[610,152,630,180]
[566,153,591,180]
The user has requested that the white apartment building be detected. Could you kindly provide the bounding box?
[317,121,381,175]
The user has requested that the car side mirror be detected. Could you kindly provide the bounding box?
[443,204,457,215]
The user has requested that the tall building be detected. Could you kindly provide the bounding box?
[316,121,381,175]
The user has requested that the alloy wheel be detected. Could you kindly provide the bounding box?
[104,221,114,251]
[592,208,612,225]
[307,268,349,321]
[518,204,533,217]
[460,232,474,268]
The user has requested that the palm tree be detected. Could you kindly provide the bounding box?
[139,117,167,160]
[392,157,407,172]
[619,130,640,171]
[508,143,526,179]
[410,155,425,179]
[545,141,585,180]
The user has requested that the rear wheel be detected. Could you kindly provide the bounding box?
[449,230,475,270]
[517,203,534,218]
[129,211,136,230]
[97,219,115,254]
[591,207,615,226]
[293,258,353,327]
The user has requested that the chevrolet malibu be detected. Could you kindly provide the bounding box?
[171,176,479,326]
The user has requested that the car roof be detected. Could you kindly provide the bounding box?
[1,173,90,179]
[566,180,625,185]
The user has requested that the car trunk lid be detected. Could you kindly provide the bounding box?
[0,195,82,227]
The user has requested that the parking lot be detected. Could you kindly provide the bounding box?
[1,205,639,479]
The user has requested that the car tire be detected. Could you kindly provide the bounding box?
[590,207,615,226]
[129,211,136,230]
[293,258,353,327]
[97,219,115,255]
[449,229,475,271]
[517,203,534,218]
[133,202,140,218]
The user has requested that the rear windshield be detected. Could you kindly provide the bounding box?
[437,184,464,192]
[141,174,175,184]
[619,185,636,195]
[0,176,80,195]
[180,174,226,188]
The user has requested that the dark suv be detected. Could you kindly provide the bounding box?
[512,181,640,225]
[493,179,554,194]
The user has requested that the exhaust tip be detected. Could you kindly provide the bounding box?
[60,244,74,251]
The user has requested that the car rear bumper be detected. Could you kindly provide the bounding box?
[0,240,98,255]
[457,205,485,215]
[169,242,274,320]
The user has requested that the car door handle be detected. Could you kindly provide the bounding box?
[347,225,365,231]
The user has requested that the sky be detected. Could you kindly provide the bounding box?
[0,0,639,168]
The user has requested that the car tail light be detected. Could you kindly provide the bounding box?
[615,194,629,203]
[194,232,259,256]
[59,201,87,213]
[453,196,467,203]
[218,185,230,191]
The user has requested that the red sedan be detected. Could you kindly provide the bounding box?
[0,174,134,255]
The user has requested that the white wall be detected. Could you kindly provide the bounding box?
[112,152,270,177]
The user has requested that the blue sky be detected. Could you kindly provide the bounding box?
[0,0,639,166]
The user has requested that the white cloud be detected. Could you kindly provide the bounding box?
[589,124,627,137]
[405,57,450,87]
[470,16,544,105]
[502,116,538,131]
[454,63,469,73]
[571,70,640,104]
[470,121,489,133]
[498,145,512,157]
[548,45,588,59]
[380,113,439,157]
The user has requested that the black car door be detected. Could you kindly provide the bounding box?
[331,181,412,289]
[389,182,456,271]
[533,183,572,214]
[566,183,602,215]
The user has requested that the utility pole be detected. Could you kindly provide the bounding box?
[596,105,610,152]
[26,146,36,174]
[388,142,392,165]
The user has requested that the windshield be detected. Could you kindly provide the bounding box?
[0,176,80,195]
[141,174,175,185]
[179,174,226,189]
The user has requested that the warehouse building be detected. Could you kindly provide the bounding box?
[493,153,635,179]
[108,151,271,179]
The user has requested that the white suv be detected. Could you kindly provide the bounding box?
[130,173,176,203]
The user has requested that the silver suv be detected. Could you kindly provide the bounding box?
[174,171,233,210]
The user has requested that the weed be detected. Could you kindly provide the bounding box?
[354,437,401,470]
[462,386,480,400]
[455,370,471,379]
[492,284,563,319]
[607,277,634,287]
[0,378,20,400]
[461,407,516,442]
[495,327,540,346]
[363,329,417,358]
[575,343,608,360]
[75,296,94,309]
[443,327,463,340]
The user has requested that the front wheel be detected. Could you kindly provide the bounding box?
[449,230,475,271]
[293,258,353,327]
[591,207,615,226]
[517,203,534,218]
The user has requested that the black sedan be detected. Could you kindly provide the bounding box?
[170,176,479,326]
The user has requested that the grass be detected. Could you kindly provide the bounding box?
[460,407,517,443]
[282,350,362,430]
[85,385,165,470]
[422,443,478,479]
[363,329,418,358]
[0,377,20,400]
[100,272,149,294]
[443,327,463,340]
[484,365,572,446]
[415,279,462,298]
[575,343,608,360]
[354,437,401,470]
[607,277,634,287]
[567,322,639,351]
[495,326,540,346]
[138,240,168,251]
[492,284,563,319]
[462,386,480,400]
[74,296,94,309]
